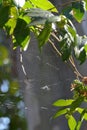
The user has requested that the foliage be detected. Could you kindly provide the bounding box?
[53,78,87,130]
[0,44,27,129]
[1,0,87,129]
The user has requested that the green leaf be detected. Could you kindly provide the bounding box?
[76,108,87,120]
[84,44,87,52]
[76,109,86,130]
[62,6,73,20]
[84,113,87,120]
[65,26,77,44]
[25,8,54,26]
[0,0,2,4]
[79,48,86,64]
[74,35,87,59]
[25,8,53,18]
[68,115,77,130]
[61,42,71,61]
[84,0,87,10]
[70,97,84,112]
[5,6,18,35]
[13,18,30,50]
[0,6,10,27]
[38,22,52,49]
[71,1,85,22]
[53,108,68,119]
[76,107,84,114]
[21,15,31,24]
[57,15,68,28]
[53,99,74,107]
[22,1,33,9]
[30,0,58,12]
[76,121,82,130]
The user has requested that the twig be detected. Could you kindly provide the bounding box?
[51,32,60,42]
[48,39,62,56]
[69,56,83,79]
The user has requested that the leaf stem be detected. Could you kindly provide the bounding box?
[48,39,62,56]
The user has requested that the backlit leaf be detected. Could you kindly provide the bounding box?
[68,115,77,130]
[23,1,33,9]
[30,0,58,12]
[53,108,68,118]
[84,44,87,52]
[5,6,18,35]
[53,99,74,107]
[84,0,87,10]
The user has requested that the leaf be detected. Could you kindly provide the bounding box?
[53,99,74,107]
[47,16,60,23]
[65,26,77,44]
[84,0,87,10]
[76,109,86,130]
[84,113,87,120]
[61,42,71,61]
[71,1,85,22]
[76,121,82,130]
[13,18,30,50]
[79,48,86,64]
[29,16,59,26]
[68,115,77,130]
[23,1,33,9]
[84,44,87,52]
[70,97,84,112]
[0,6,10,27]
[0,0,2,4]
[5,6,18,35]
[76,108,87,120]
[74,35,87,59]
[62,6,73,20]
[53,108,68,119]
[25,8,53,18]
[38,22,52,49]
[25,8,54,26]
[21,15,31,24]
[30,0,58,12]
